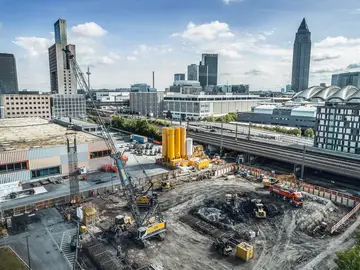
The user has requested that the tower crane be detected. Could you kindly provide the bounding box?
[62,49,166,247]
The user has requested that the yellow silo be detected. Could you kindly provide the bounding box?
[167,128,175,161]
[162,127,168,160]
[180,127,187,158]
[175,127,181,159]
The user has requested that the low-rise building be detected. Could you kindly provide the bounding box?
[130,91,165,116]
[169,80,203,95]
[130,83,156,92]
[0,118,111,192]
[163,93,267,120]
[0,93,51,119]
[51,94,86,119]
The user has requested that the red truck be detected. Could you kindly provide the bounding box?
[269,184,304,207]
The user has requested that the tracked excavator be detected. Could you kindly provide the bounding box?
[63,49,166,247]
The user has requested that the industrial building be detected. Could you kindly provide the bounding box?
[48,19,77,95]
[237,104,317,129]
[51,94,86,119]
[169,80,203,95]
[0,118,111,192]
[130,91,165,117]
[0,53,19,94]
[95,91,130,103]
[163,94,266,120]
[130,83,156,92]
[0,93,51,120]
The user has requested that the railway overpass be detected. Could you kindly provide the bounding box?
[188,131,360,180]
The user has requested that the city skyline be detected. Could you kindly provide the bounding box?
[1,0,360,91]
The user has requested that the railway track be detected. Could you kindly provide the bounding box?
[189,132,360,179]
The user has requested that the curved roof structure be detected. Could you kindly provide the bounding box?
[311,86,341,101]
[292,85,360,102]
[293,86,324,101]
[327,85,358,102]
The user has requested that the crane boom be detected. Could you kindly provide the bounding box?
[63,49,142,226]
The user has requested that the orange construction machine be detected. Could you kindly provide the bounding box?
[269,184,304,207]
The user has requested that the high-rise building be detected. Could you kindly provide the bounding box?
[174,73,185,81]
[291,18,311,92]
[199,54,218,87]
[54,19,67,45]
[187,64,198,81]
[331,72,360,88]
[0,53,19,94]
[48,19,77,95]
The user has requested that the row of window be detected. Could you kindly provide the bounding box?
[0,162,28,173]
[31,166,61,179]
[90,150,112,159]
[5,96,48,100]
[7,106,49,110]
[6,102,48,105]
[7,111,50,115]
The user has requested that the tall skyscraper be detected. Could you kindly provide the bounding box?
[331,72,360,88]
[198,54,218,87]
[291,18,311,92]
[48,18,77,95]
[0,53,19,94]
[174,73,185,81]
[187,64,198,81]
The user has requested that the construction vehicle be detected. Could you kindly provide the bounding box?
[136,193,158,208]
[6,188,35,199]
[151,179,171,191]
[269,184,304,207]
[263,176,278,188]
[63,48,166,248]
[213,237,233,256]
[254,203,266,218]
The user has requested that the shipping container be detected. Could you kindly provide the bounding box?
[131,134,148,144]
[236,242,254,261]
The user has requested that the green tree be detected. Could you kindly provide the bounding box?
[335,246,360,270]
[304,128,315,137]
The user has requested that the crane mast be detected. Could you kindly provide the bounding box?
[63,49,142,226]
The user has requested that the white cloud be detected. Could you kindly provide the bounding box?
[133,50,139,55]
[222,0,243,4]
[172,21,234,42]
[263,30,274,36]
[12,37,52,56]
[315,36,360,47]
[127,56,138,61]
[71,22,107,37]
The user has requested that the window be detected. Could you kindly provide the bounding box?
[90,149,111,159]
[0,161,27,173]
[31,166,61,179]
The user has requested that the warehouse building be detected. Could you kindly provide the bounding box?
[163,94,266,120]
[0,118,111,192]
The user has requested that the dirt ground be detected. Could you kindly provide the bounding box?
[85,177,358,270]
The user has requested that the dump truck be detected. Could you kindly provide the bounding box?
[213,237,233,256]
[269,184,304,207]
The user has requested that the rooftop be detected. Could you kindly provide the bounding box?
[0,118,102,152]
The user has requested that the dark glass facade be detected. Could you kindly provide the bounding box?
[199,54,218,87]
[291,18,311,92]
[0,53,19,94]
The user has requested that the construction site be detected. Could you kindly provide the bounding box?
[1,49,360,270]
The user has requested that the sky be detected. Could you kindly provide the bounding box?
[1,0,360,91]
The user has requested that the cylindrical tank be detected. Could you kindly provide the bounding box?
[162,127,168,159]
[180,127,187,158]
[186,138,193,158]
[167,128,175,161]
[175,127,181,159]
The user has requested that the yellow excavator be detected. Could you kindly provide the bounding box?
[254,202,267,219]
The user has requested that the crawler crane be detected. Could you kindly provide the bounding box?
[63,49,166,247]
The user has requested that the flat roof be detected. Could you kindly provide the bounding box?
[0,118,103,152]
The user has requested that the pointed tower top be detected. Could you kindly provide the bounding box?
[298,18,309,32]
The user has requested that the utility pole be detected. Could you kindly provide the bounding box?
[24,235,31,270]
[247,122,251,140]
[220,122,224,157]
[300,144,306,180]
[235,124,238,141]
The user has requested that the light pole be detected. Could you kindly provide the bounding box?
[247,122,251,140]
[220,122,224,157]
[24,235,31,269]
